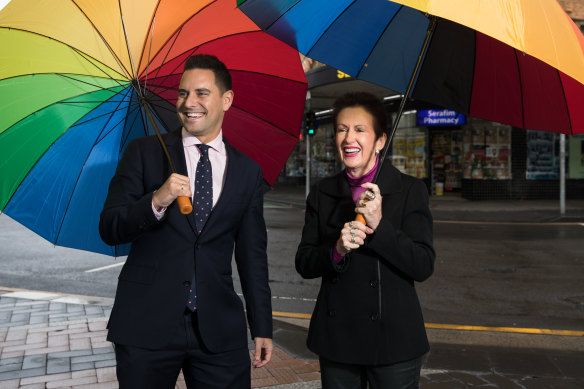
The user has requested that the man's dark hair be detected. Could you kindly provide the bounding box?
[332,91,388,140]
[183,54,232,93]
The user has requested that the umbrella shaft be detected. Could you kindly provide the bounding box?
[374,16,437,183]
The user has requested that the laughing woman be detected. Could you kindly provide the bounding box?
[295,92,435,389]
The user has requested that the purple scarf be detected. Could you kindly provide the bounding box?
[346,157,379,203]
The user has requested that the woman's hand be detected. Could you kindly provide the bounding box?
[336,220,372,255]
[355,183,383,231]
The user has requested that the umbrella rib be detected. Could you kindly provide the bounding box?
[144,1,222,82]
[68,1,133,80]
[0,82,132,138]
[0,26,128,85]
[53,87,135,244]
[117,0,140,90]
[230,105,299,140]
[356,4,404,80]
[304,0,359,60]
[513,48,526,129]
[136,0,162,80]
[251,0,302,32]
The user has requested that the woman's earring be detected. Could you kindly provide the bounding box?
[375,149,380,155]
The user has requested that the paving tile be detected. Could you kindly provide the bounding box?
[19,383,47,389]
[298,372,321,382]
[22,354,47,370]
[0,366,47,381]
[47,334,69,348]
[70,337,91,351]
[251,377,279,388]
[0,360,23,373]
[88,322,107,332]
[0,379,21,389]
[47,356,71,375]
[25,332,48,345]
[25,346,70,356]
[5,329,27,341]
[71,362,97,371]
[267,367,301,384]
[1,349,25,358]
[45,375,97,388]
[95,367,117,383]
[71,352,116,364]
[95,359,117,369]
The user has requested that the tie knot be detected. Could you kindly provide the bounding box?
[196,144,210,156]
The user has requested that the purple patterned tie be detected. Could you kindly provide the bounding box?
[186,144,213,311]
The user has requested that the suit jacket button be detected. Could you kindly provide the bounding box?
[370,313,379,320]
[370,280,377,287]
[331,276,338,284]
[195,244,201,249]
[328,310,336,317]
[183,281,190,287]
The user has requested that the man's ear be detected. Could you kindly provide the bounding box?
[222,90,234,112]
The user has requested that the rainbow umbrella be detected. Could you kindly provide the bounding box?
[0,0,307,256]
[239,0,584,136]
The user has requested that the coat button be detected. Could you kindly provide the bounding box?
[195,244,201,249]
[370,313,379,321]
[183,281,190,287]
[370,280,377,288]
[328,310,336,317]
[331,276,338,284]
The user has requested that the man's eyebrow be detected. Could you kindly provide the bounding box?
[177,88,211,93]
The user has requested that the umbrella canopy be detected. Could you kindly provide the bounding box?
[239,0,584,135]
[0,0,307,256]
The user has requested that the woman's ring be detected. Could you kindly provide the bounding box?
[365,191,376,201]
[350,228,355,236]
[361,200,367,207]
[351,236,355,243]
[349,221,354,228]
[181,184,184,190]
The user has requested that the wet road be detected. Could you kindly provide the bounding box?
[0,205,582,333]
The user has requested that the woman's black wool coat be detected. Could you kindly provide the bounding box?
[295,164,435,366]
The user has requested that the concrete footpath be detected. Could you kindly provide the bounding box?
[0,189,583,388]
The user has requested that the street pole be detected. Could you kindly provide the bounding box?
[560,133,566,215]
[306,134,311,199]
[305,91,311,199]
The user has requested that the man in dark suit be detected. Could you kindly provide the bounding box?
[99,54,273,389]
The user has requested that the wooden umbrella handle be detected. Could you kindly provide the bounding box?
[177,196,193,215]
[354,197,372,225]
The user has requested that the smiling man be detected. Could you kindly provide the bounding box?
[100,54,273,389]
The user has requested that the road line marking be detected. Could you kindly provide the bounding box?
[424,323,584,336]
[273,311,312,319]
[435,220,583,226]
[271,311,584,336]
[85,262,125,273]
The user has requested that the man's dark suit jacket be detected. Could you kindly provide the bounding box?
[295,164,435,366]
[99,130,272,353]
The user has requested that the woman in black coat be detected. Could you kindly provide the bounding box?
[296,92,435,389]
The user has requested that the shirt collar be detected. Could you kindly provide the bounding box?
[181,128,225,155]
